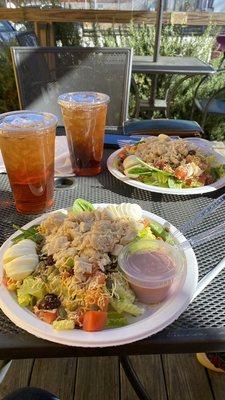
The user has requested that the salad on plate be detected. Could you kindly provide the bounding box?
[117,135,225,189]
[2,199,175,332]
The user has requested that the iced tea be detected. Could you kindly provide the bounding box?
[58,92,110,176]
[0,111,57,214]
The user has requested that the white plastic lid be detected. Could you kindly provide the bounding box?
[58,91,110,107]
[0,111,58,132]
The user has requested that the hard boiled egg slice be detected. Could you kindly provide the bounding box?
[3,239,36,264]
[4,254,39,281]
[106,203,142,221]
[121,203,141,220]
[106,204,121,219]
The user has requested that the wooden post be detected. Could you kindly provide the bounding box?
[34,22,40,43]
[34,22,55,47]
[34,22,47,46]
[48,22,55,47]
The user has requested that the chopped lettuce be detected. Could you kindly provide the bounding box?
[53,320,75,330]
[108,273,143,317]
[17,276,46,306]
[137,227,156,240]
[17,291,32,307]
[124,159,174,187]
[110,298,143,316]
[106,311,127,328]
[146,171,170,186]
[72,198,94,214]
[211,165,225,181]
[125,166,153,176]
[168,177,184,189]
[46,271,62,297]
[125,168,175,188]
[136,157,172,176]
[115,284,135,303]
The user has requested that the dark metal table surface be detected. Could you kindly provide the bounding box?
[0,149,225,359]
[132,56,215,75]
[131,56,215,119]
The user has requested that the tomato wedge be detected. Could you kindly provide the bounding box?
[83,311,107,332]
[38,310,58,324]
[174,166,188,181]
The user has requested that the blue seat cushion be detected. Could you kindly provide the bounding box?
[123,119,203,137]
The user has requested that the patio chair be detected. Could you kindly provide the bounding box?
[11,46,132,128]
[190,68,225,128]
[103,118,203,147]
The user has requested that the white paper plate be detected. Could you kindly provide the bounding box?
[0,205,198,347]
[107,138,225,195]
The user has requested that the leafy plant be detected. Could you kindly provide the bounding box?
[0,44,19,113]
[55,22,82,46]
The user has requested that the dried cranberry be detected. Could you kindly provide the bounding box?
[45,255,54,266]
[38,294,61,310]
[68,268,74,276]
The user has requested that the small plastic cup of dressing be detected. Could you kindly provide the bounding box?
[118,239,185,304]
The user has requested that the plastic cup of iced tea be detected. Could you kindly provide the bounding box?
[58,92,110,176]
[0,111,57,214]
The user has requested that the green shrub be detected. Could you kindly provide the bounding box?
[55,22,81,46]
[0,44,19,113]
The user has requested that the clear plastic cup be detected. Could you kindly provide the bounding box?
[58,92,110,176]
[0,111,57,214]
[118,239,184,304]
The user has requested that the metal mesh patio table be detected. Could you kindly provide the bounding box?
[132,56,215,118]
[0,148,225,360]
[132,56,215,75]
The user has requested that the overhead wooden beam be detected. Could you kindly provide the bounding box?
[0,8,225,25]
[0,9,161,23]
[185,11,225,26]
